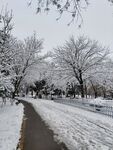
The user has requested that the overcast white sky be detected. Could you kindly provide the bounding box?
[0,0,113,54]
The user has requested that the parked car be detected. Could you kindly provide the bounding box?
[89,103,104,111]
[105,97,112,100]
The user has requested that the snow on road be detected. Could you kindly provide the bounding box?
[22,98,113,150]
[0,99,23,150]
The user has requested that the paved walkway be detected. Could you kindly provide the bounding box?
[21,101,68,150]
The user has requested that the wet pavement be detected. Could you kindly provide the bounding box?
[21,101,68,150]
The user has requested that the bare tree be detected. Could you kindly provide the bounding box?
[109,0,113,4]
[0,10,13,61]
[0,10,14,105]
[28,0,88,25]
[27,0,112,25]
[88,59,113,98]
[11,33,46,98]
[53,36,109,98]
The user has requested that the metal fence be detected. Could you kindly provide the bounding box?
[54,99,113,118]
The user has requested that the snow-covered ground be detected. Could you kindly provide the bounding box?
[62,97,113,106]
[87,97,113,106]
[54,97,113,117]
[0,98,23,150]
[20,97,113,150]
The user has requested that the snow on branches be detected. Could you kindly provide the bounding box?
[53,35,109,98]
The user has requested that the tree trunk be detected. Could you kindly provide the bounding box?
[90,80,98,98]
[73,93,76,98]
[80,82,84,98]
[102,87,106,98]
[84,84,87,98]
[12,91,16,99]
[12,83,20,98]
[79,70,84,98]
[94,91,98,98]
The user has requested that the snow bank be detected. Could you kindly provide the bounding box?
[21,97,113,150]
[0,98,23,150]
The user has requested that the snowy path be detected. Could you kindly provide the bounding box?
[0,99,23,150]
[20,98,113,150]
[21,100,67,150]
